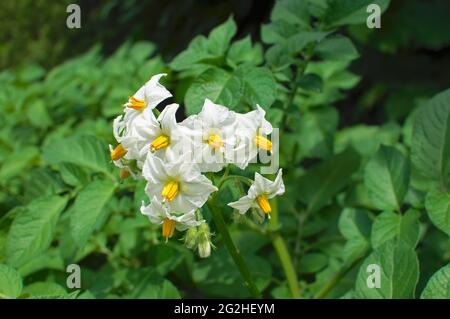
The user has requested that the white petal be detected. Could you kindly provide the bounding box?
[228,196,254,214]
[144,73,172,109]
[267,169,285,198]
[140,198,165,225]
[255,104,273,135]
[173,211,202,231]
[252,172,273,195]
[133,84,146,101]
[142,154,168,183]
[159,103,179,135]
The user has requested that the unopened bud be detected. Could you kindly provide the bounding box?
[250,208,265,224]
[197,223,212,258]
[120,168,130,179]
[198,239,211,258]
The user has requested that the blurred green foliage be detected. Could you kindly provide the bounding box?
[0,0,450,299]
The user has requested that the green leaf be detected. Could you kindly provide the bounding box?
[295,106,338,159]
[227,36,263,67]
[170,36,217,71]
[207,16,237,55]
[128,268,181,299]
[298,253,328,274]
[315,36,359,61]
[184,68,241,115]
[43,135,114,179]
[271,0,310,28]
[6,195,68,268]
[339,208,371,264]
[22,282,67,298]
[58,163,91,187]
[425,188,450,236]
[0,146,39,182]
[411,89,450,187]
[24,168,67,202]
[298,73,323,92]
[193,249,271,298]
[285,31,328,55]
[70,179,116,248]
[364,145,411,211]
[261,20,298,45]
[0,264,22,298]
[297,148,361,213]
[421,263,450,299]
[325,0,391,27]
[355,240,419,298]
[371,210,420,249]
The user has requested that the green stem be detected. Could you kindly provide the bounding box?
[270,197,301,298]
[216,175,253,191]
[207,199,261,298]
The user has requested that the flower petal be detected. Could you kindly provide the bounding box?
[228,196,254,214]
[144,73,172,109]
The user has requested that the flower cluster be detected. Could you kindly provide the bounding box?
[110,74,285,257]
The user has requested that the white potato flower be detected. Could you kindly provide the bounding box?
[228,169,284,215]
[141,196,202,240]
[135,103,189,158]
[142,152,218,213]
[109,74,172,174]
[181,99,237,172]
[123,73,172,123]
[114,103,189,168]
[234,105,273,169]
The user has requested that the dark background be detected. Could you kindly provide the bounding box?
[2,0,450,126]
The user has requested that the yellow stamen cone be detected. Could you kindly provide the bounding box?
[161,181,179,202]
[127,96,146,111]
[150,135,170,153]
[207,134,224,149]
[111,144,127,161]
[256,195,272,214]
[162,218,176,239]
[254,135,272,151]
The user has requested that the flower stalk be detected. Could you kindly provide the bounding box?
[269,197,301,299]
[207,198,261,299]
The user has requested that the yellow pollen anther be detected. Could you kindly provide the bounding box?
[150,135,170,152]
[111,144,127,161]
[162,218,176,239]
[161,181,179,202]
[256,195,272,214]
[254,135,272,151]
[207,134,224,149]
[127,96,146,111]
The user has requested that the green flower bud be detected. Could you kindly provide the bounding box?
[198,239,211,258]
[197,223,212,258]
[184,226,198,249]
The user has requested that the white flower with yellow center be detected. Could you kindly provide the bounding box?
[123,73,172,123]
[141,196,203,240]
[228,169,284,215]
[109,115,142,179]
[181,99,237,172]
[234,105,273,169]
[119,103,188,166]
[143,153,218,213]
